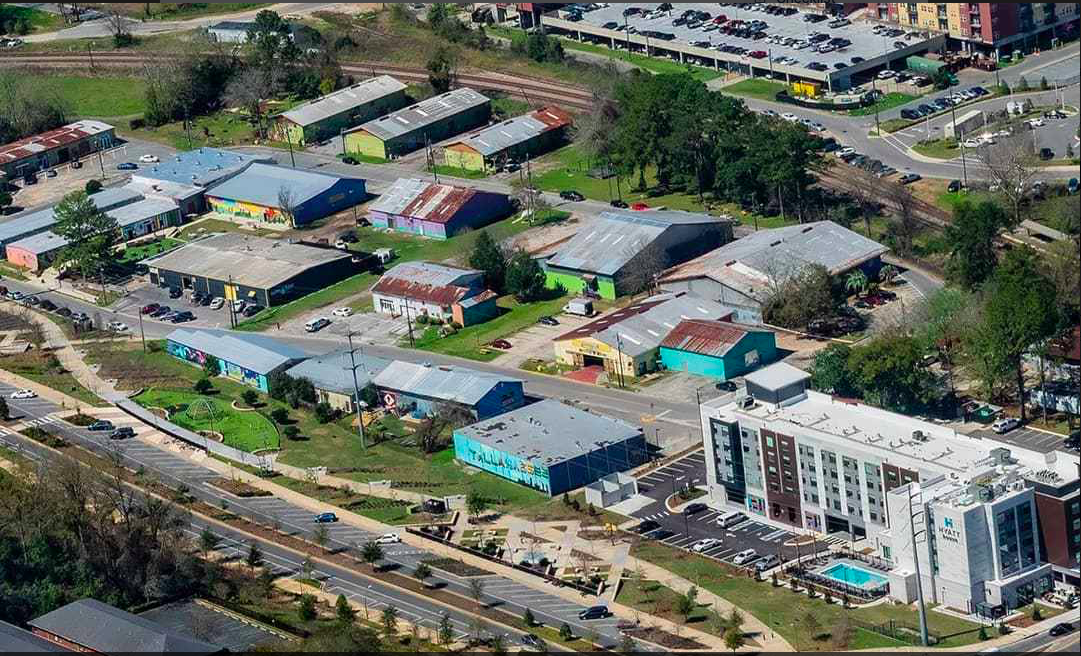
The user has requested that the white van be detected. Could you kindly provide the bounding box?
[716,511,748,529]
[305,317,331,333]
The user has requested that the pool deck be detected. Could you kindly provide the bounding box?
[815,558,891,590]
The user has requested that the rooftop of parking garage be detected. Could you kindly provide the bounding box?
[547,3,943,83]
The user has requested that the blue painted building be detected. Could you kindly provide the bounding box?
[165,328,307,393]
[205,163,367,227]
[373,360,524,421]
[453,399,648,496]
[659,319,777,381]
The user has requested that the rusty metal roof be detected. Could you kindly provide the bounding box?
[369,178,479,224]
[372,261,483,306]
[0,120,113,165]
[449,106,573,157]
[660,319,765,358]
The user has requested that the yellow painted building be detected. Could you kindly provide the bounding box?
[554,336,650,381]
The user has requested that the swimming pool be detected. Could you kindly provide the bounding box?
[820,562,889,589]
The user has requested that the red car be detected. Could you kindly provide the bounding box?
[488,339,512,350]
[141,303,160,315]
[749,50,768,59]
[630,202,650,211]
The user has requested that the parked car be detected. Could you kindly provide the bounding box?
[10,389,37,400]
[578,606,611,621]
[609,199,629,209]
[209,297,225,310]
[141,303,160,315]
[168,287,182,299]
[39,299,57,312]
[107,321,129,332]
[151,305,171,318]
[732,549,759,566]
[314,512,339,523]
[138,154,160,163]
[1039,147,1055,161]
[630,202,650,211]
[900,109,921,120]
[691,538,721,553]
[55,307,72,318]
[1049,622,1074,637]
[22,295,39,306]
[520,633,544,649]
[109,427,136,440]
[242,305,262,318]
[755,554,781,571]
[305,317,331,333]
[559,190,585,202]
[716,511,747,528]
[88,420,114,432]
[488,339,512,350]
[116,162,138,170]
[947,179,963,193]
[170,311,195,323]
[992,416,1021,434]
[899,173,922,185]
[538,315,559,327]
[44,169,57,178]
[633,520,660,534]
[374,532,401,545]
[342,156,358,165]
[1068,178,1079,195]
[650,529,676,540]
[716,380,737,392]
[683,502,708,515]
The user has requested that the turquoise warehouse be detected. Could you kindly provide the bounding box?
[659,319,777,381]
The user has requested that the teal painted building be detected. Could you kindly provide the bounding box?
[659,319,777,381]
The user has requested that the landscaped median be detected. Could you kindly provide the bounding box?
[135,389,280,452]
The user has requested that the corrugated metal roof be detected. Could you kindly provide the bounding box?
[458,289,498,309]
[6,230,67,256]
[744,362,811,391]
[455,399,641,465]
[205,162,360,209]
[377,261,479,287]
[0,186,144,243]
[135,148,266,187]
[347,88,489,141]
[374,361,521,406]
[372,262,483,305]
[280,76,406,127]
[28,599,222,655]
[661,221,887,302]
[144,233,353,290]
[285,351,391,396]
[660,319,762,357]
[368,178,480,224]
[556,293,736,357]
[107,197,178,228]
[449,106,572,157]
[547,210,724,276]
[0,620,69,652]
[166,328,307,375]
[0,120,113,165]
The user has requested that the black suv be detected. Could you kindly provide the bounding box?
[109,427,136,440]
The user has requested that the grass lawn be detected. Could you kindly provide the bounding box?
[271,475,417,525]
[352,217,531,266]
[0,351,105,408]
[723,79,788,102]
[431,165,488,180]
[547,34,723,82]
[849,93,918,117]
[118,238,183,264]
[489,95,531,119]
[341,153,390,164]
[616,577,725,636]
[235,273,377,332]
[0,5,64,33]
[913,138,961,160]
[176,218,281,241]
[877,118,916,134]
[533,144,784,229]
[40,76,148,119]
[632,541,984,651]
[0,261,29,281]
[135,388,280,452]
[132,3,269,20]
[127,110,269,151]
[411,295,569,362]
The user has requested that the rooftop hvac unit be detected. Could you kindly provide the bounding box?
[740,395,756,410]
[912,430,927,442]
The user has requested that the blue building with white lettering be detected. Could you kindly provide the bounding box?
[452,399,648,496]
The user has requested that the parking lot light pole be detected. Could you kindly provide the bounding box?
[346,331,367,450]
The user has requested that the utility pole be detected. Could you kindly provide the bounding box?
[286,128,296,168]
[138,308,146,352]
[87,41,95,69]
[183,106,193,150]
[951,103,969,188]
[346,331,367,450]
[906,484,931,647]
[403,304,415,347]
[614,333,627,389]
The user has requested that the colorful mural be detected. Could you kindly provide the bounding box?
[166,339,270,391]
[207,197,287,226]
[453,434,552,495]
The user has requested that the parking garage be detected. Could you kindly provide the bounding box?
[542,3,946,91]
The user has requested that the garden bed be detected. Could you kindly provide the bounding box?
[209,478,273,498]
[420,557,492,578]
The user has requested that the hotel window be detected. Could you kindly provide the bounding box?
[870,511,878,521]
[811,494,820,504]
[831,471,839,479]
[844,475,853,484]
[833,500,841,511]
[766,437,775,448]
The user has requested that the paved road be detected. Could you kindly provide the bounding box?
[0,381,644,651]
[982,616,1080,654]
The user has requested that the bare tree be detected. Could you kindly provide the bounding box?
[225,68,275,139]
[973,132,1040,227]
[619,240,668,297]
[277,186,297,227]
[845,168,883,237]
[106,10,131,42]
[877,177,922,256]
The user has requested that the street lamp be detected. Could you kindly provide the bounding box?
[905,484,931,647]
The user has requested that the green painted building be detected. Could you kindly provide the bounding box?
[443,106,573,173]
[343,88,491,160]
[273,76,409,146]
[659,319,777,381]
[542,210,734,300]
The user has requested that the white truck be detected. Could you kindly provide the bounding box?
[563,298,595,317]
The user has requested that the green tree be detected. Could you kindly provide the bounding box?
[381,604,399,637]
[468,577,486,608]
[932,67,953,90]
[1016,76,1030,92]
[810,344,855,396]
[845,269,868,297]
[298,593,317,621]
[426,45,457,94]
[361,540,384,570]
[0,190,12,214]
[559,622,574,641]
[676,586,697,622]
[247,10,299,79]
[241,389,259,407]
[469,230,507,293]
[202,355,221,378]
[522,607,536,627]
[763,263,837,330]
[52,190,121,280]
[193,378,213,395]
[270,407,290,424]
[847,332,935,412]
[724,626,746,651]
[504,249,547,302]
[466,489,488,519]
[313,524,330,551]
[84,179,103,195]
[976,248,1060,421]
[919,287,975,397]
[245,542,264,573]
[438,613,454,645]
[946,200,1005,290]
[198,527,221,557]
[413,562,432,588]
[336,593,357,624]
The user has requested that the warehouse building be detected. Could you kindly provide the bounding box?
[273,76,409,146]
[0,619,68,652]
[658,319,777,381]
[4,196,182,273]
[543,210,734,300]
[661,221,887,323]
[205,20,257,43]
[374,360,524,421]
[372,261,498,327]
[205,163,366,227]
[131,147,270,216]
[144,233,357,308]
[453,399,648,496]
[554,292,737,380]
[0,120,115,179]
[443,106,573,173]
[368,178,513,239]
[166,328,307,393]
[0,186,143,253]
[285,351,391,414]
[344,88,491,160]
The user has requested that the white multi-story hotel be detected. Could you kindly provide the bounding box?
[701,363,1080,613]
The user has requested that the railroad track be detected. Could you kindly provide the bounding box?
[3,52,597,111]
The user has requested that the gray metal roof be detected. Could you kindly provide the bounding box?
[205,162,360,209]
[8,197,178,256]
[744,362,811,392]
[6,229,68,255]
[144,233,353,290]
[134,148,266,187]
[577,293,737,357]
[166,328,307,375]
[547,210,722,276]
[281,76,406,127]
[28,599,221,654]
[349,88,489,141]
[449,106,571,157]
[0,620,69,652]
[374,361,521,406]
[0,186,144,243]
[379,261,480,287]
[285,350,391,396]
[662,221,887,301]
[456,399,642,466]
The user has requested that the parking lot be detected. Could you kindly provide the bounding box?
[281,307,409,346]
[114,284,234,331]
[973,424,1075,454]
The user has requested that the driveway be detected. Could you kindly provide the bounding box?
[289,310,410,347]
[489,312,594,368]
